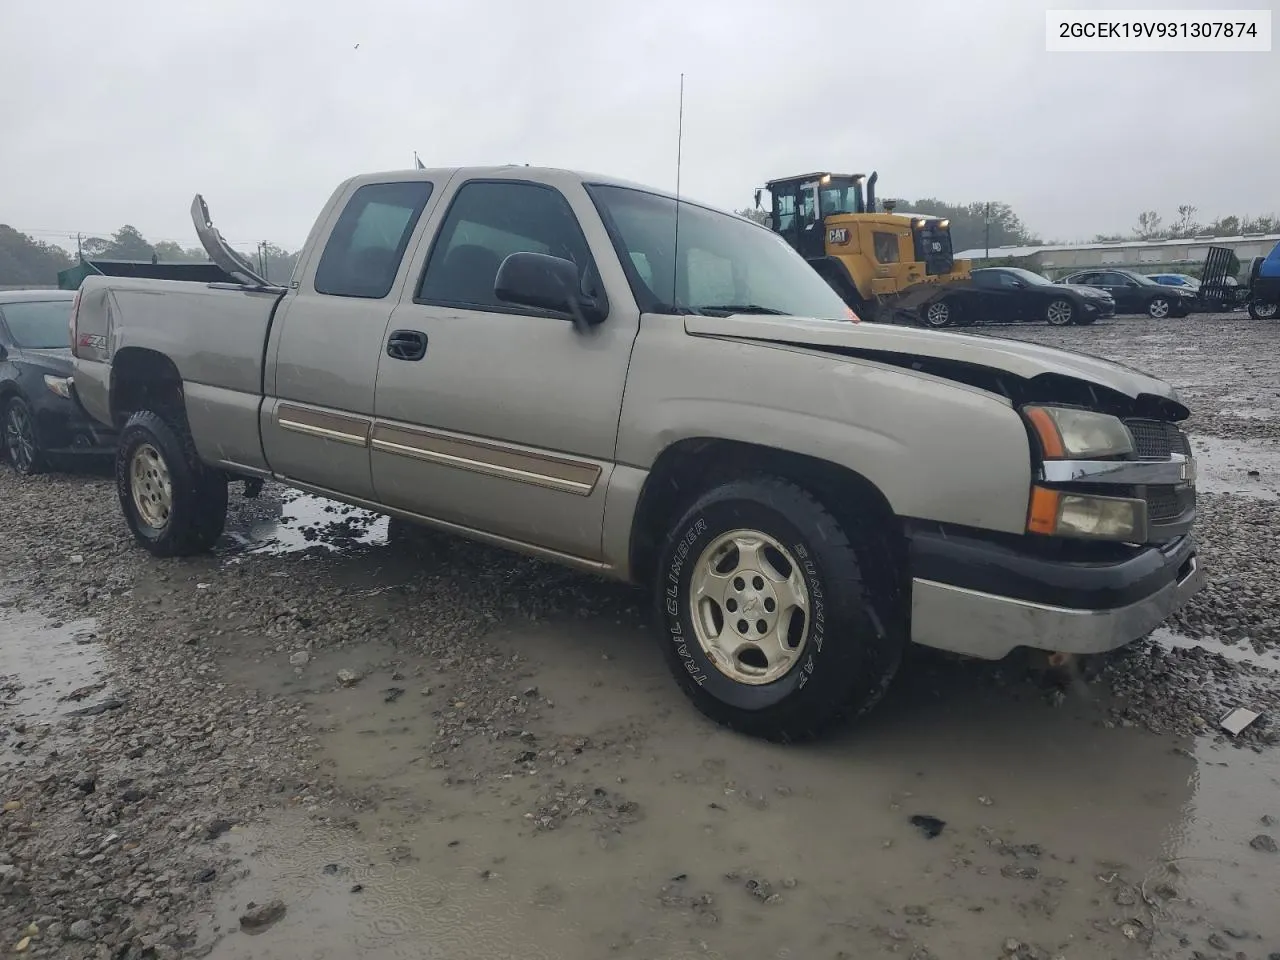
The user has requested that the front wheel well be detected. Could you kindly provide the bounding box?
[629,438,907,615]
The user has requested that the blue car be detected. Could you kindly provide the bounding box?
[1249,240,1280,320]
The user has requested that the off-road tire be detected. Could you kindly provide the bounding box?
[653,476,904,742]
[3,395,45,476]
[117,408,227,557]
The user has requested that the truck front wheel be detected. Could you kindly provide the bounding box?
[117,409,227,557]
[653,476,903,742]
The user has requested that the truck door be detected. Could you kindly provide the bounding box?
[371,176,640,562]
[260,178,440,499]
[797,181,826,261]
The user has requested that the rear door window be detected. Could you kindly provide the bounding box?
[314,181,434,299]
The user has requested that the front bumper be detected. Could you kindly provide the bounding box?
[908,527,1203,660]
[1084,299,1116,318]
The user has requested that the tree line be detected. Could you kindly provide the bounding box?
[1094,207,1278,243]
[0,224,299,287]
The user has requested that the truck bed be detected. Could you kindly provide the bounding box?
[72,276,285,471]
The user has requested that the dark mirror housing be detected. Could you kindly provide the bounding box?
[754,188,763,209]
[494,252,606,328]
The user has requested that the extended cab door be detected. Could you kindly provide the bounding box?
[260,177,442,499]
[371,174,640,563]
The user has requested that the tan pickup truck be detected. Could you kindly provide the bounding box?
[68,165,1203,741]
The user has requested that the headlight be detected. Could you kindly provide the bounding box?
[1028,487,1147,541]
[1022,405,1134,460]
[43,375,73,399]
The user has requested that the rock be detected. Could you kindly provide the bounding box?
[908,814,945,839]
[1207,932,1228,950]
[1114,887,1138,906]
[288,651,310,666]
[67,919,94,941]
[206,819,234,840]
[13,937,31,953]
[194,867,217,883]
[336,669,362,687]
[239,899,287,933]
[1249,833,1278,853]
[2,801,21,813]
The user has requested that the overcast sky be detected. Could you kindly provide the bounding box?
[3,0,1275,255]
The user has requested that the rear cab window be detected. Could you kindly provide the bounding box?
[313,181,435,299]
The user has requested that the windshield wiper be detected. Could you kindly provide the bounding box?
[694,304,790,316]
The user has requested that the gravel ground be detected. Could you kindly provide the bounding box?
[2,311,1279,960]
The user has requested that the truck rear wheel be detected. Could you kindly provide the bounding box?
[117,409,227,557]
[653,476,903,742]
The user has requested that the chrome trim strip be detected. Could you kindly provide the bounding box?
[275,402,371,448]
[278,418,369,447]
[1040,453,1194,486]
[369,422,602,497]
[370,437,595,495]
[277,477,615,576]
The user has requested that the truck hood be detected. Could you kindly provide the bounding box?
[684,314,1187,416]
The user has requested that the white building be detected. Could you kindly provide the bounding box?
[956,233,1280,279]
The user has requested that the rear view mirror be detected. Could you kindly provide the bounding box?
[494,252,606,327]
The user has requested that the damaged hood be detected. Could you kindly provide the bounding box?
[685,313,1184,409]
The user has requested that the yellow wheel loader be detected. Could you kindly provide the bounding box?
[754,171,974,325]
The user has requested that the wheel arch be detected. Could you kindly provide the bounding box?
[110,347,186,428]
[628,437,906,604]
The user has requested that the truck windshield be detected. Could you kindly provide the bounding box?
[1,300,72,349]
[587,184,851,320]
[818,179,864,215]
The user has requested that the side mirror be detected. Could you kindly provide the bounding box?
[1010,280,1025,289]
[754,189,763,210]
[494,251,606,328]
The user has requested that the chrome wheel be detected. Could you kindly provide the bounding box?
[688,529,810,686]
[4,403,37,473]
[1148,298,1171,319]
[1046,299,1075,326]
[924,301,952,328]
[130,443,173,530]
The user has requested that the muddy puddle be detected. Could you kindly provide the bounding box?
[201,619,1280,960]
[1189,435,1280,499]
[222,492,389,559]
[1152,626,1280,672]
[0,601,104,767]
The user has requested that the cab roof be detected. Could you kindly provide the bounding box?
[765,172,866,189]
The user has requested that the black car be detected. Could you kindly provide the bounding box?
[1056,268,1196,319]
[924,267,1115,328]
[1,290,117,474]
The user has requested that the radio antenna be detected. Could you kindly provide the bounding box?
[670,72,684,312]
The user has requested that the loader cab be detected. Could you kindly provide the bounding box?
[757,173,867,263]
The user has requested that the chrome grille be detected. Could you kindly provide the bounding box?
[1124,419,1191,460]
